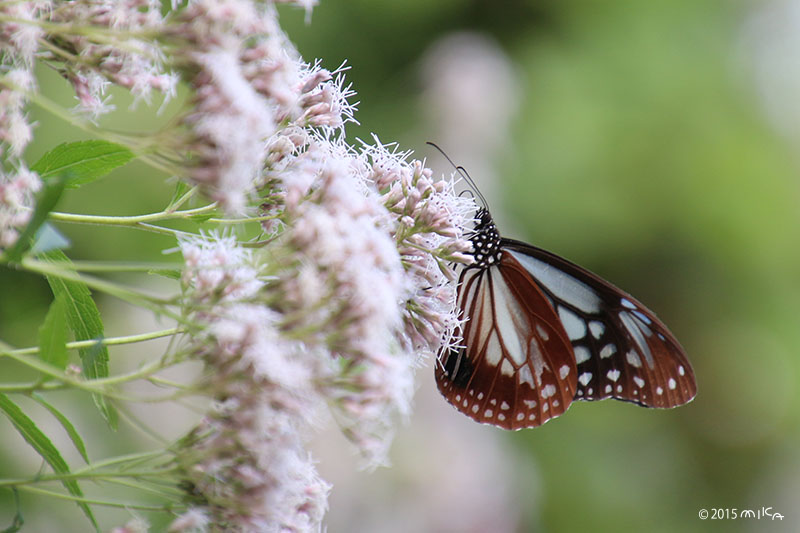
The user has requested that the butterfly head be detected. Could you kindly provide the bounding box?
[469,208,503,269]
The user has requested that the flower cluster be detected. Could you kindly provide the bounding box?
[4,1,478,530]
[169,1,355,213]
[48,0,176,119]
[0,163,41,250]
[364,141,475,353]
[175,233,331,532]
[1,1,177,252]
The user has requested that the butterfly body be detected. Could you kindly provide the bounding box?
[436,207,696,430]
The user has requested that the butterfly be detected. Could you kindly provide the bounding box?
[434,173,697,430]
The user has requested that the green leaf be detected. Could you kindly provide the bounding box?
[31,393,90,464]
[3,176,65,262]
[167,180,191,209]
[38,294,69,370]
[40,249,117,430]
[31,141,134,189]
[0,394,98,531]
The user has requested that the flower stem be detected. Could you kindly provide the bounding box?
[11,485,175,511]
[49,203,218,226]
[11,328,181,356]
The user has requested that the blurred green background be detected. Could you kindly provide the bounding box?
[3,0,800,531]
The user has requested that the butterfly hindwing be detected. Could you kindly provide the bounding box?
[435,256,577,430]
[503,241,697,408]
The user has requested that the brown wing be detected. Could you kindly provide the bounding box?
[435,252,577,430]
[503,241,697,408]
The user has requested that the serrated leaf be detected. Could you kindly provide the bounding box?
[31,393,89,464]
[3,176,65,262]
[31,141,134,189]
[30,223,71,255]
[0,394,98,531]
[40,249,117,430]
[38,295,69,370]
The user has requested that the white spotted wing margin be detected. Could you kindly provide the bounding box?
[435,253,578,430]
[502,239,697,409]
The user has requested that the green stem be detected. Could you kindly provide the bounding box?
[76,450,173,472]
[20,258,181,315]
[12,485,175,511]
[0,469,179,488]
[11,328,181,356]
[49,203,218,226]
[207,214,280,224]
[65,260,183,273]
[0,352,143,400]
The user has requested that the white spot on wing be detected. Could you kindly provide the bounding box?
[626,350,642,368]
[484,409,493,417]
[574,346,591,364]
[559,365,571,379]
[523,399,537,409]
[500,401,510,410]
[558,306,587,341]
[607,369,621,382]
[668,378,677,390]
[600,344,617,359]
[542,384,556,399]
[633,310,652,325]
[518,364,535,388]
[536,324,549,340]
[679,365,685,376]
[578,372,592,386]
[619,311,654,368]
[634,376,645,388]
[621,298,636,309]
[508,250,602,313]
[501,359,514,377]
[589,321,605,339]
[605,384,612,393]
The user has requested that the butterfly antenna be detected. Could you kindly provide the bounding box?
[426,141,489,209]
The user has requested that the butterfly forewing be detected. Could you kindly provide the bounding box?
[435,256,577,430]
[504,241,697,408]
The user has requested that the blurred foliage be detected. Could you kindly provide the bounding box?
[2,0,799,531]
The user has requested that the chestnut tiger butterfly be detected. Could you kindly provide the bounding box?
[432,146,697,430]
